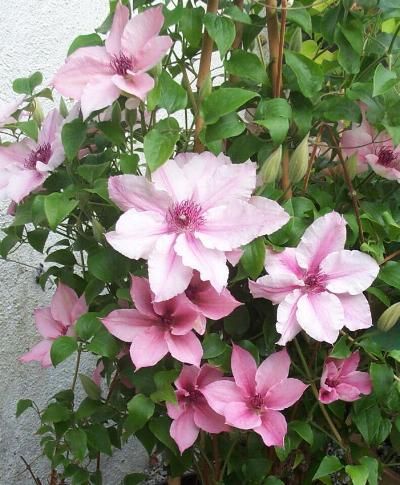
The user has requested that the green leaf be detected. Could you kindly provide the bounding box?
[149,416,178,453]
[42,403,72,423]
[330,336,351,359]
[180,7,204,47]
[224,5,252,24]
[285,51,323,98]
[224,306,250,337]
[50,336,78,366]
[204,13,235,58]
[123,473,147,485]
[204,112,245,142]
[148,71,187,114]
[335,28,361,74]
[79,374,101,400]
[367,287,390,307]
[45,249,76,267]
[27,229,48,253]
[87,326,119,358]
[255,98,292,144]
[345,464,369,485]
[97,120,125,145]
[16,399,33,418]
[86,424,112,455]
[87,247,129,283]
[313,456,343,481]
[44,193,78,230]
[318,96,361,123]
[224,50,267,84]
[203,333,227,359]
[202,88,258,124]
[62,119,87,160]
[125,394,155,435]
[370,363,394,401]
[359,456,378,485]
[75,313,102,340]
[120,153,139,174]
[65,429,87,461]
[373,64,398,96]
[287,1,312,35]
[68,33,103,56]
[17,120,38,140]
[379,261,400,289]
[290,421,314,445]
[241,237,266,279]
[144,117,180,172]
[13,71,43,94]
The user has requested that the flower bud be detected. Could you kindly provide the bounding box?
[259,145,282,184]
[378,302,400,332]
[345,153,358,180]
[289,133,309,183]
[33,100,44,125]
[91,217,105,243]
[289,27,303,53]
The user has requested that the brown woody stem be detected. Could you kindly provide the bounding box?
[265,0,279,98]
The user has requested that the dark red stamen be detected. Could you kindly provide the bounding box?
[377,146,398,168]
[110,53,133,76]
[24,143,52,170]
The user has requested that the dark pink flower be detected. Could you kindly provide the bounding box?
[319,351,372,404]
[0,109,64,203]
[102,276,203,369]
[203,345,307,447]
[53,3,172,119]
[167,364,229,453]
[20,283,87,367]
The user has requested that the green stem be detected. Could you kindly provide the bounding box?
[71,346,82,393]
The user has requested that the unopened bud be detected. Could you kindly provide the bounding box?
[33,100,44,125]
[289,27,302,53]
[378,302,400,332]
[289,133,309,183]
[345,153,358,180]
[91,218,105,243]
[259,145,282,184]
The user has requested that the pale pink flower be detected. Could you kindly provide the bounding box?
[102,276,203,369]
[20,283,87,367]
[319,351,372,404]
[0,109,64,203]
[167,364,229,453]
[184,271,242,334]
[106,151,289,302]
[341,102,395,174]
[249,212,379,345]
[52,3,172,120]
[0,95,24,127]
[203,346,307,447]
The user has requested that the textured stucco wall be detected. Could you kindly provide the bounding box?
[0,2,148,483]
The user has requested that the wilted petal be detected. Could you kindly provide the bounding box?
[166,332,203,366]
[296,292,344,344]
[224,401,261,429]
[108,175,171,213]
[231,344,257,395]
[34,307,64,339]
[264,378,307,410]
[249,196,290,235]
[81,76,120,119]
[254,410,287,447]
[170,408,199,454]
[102,309,156,342]
[255,349,291,396]
[20,340,52,368]
[148,233,193,302]
[130,327,168,368]
[105,2,130,55]
[202,381,244,415]
[296,212,347,272]
[321,250,379,295]
[338,293,372,331]
[175,233,228,294]
[276,289,303,345]
[106,209,168,260]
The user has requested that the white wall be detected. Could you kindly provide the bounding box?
[0,2,148,483]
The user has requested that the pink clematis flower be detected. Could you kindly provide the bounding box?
[184,271,242,334]
[52,3,172,120]
[319,351,372,404]
[341,103,396,174]
[249,212,379,345]
[20,283,88,367]
[203,346,307,447]
[102,276,203,369]
[106,151,289,302]
[0,95,24,127]
[0,109,64,203]
[167,364,230,453]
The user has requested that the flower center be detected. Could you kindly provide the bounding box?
[166,200,205,233]
[249,393,264,411]
[187,389,204,404]
[304,271,325,292]
[24,143,52,170]
[110,53,133,76]
[160,313,173,327]
[377,146,399,168]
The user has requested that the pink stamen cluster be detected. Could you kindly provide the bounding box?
[110,53,133,76]
[166,200,205,233]
[24,143,52,170]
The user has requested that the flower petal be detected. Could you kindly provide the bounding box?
[134,36,173,72]
[38,109,63,145]
[174,233,228,294]
[338,293,372,331]
[276,289,303,345]
[224,402,261,429]
[105,2,130,55]
[6,170,46,203]
[81,76,120,120]
[296,292,344,344]
[108,175,171,213]
[197,364,224,389]
[254,410,287,447]
[265,247,304,279]
[202,381,244,415]
[170,408,199,454]
[296,212,347,272]
[231,344,257,396]
[166,332,203,366]
[152,159,192,202]
[321,250,379,295]
[148,233,193,302]
[175,365,200,390]
[255,349,291,396]
[248,196,290,235]
[340,371,372,396]
[130,327,168,368]
[34,307,64,339]
[193,403,229,433]
[20,340,52,368]
[264,378,308,410]
[249,274,303,305]
[50,283,79,327]
[154,293,200,335]
[102,309,156,342]
[106,209,168,260]
[112,73,154,101]
[130,276,156,317]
